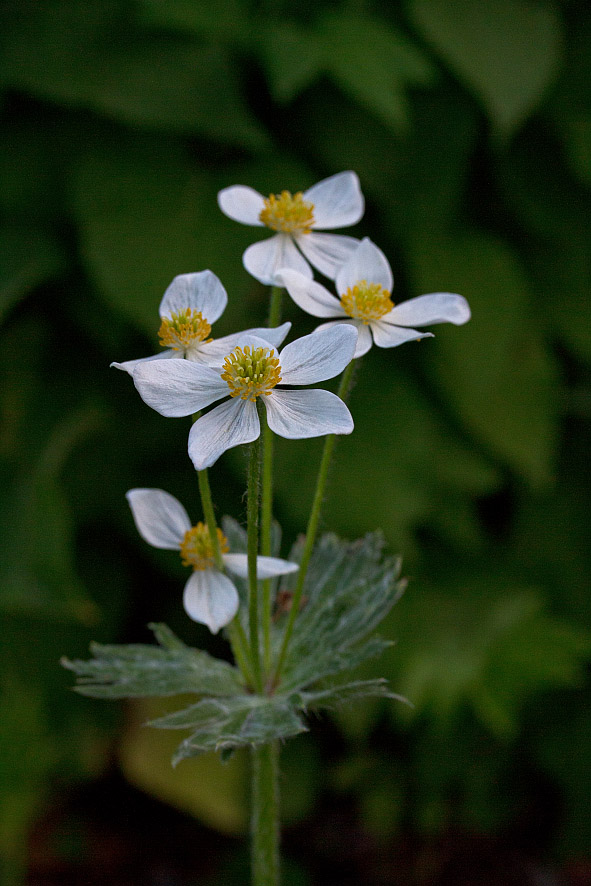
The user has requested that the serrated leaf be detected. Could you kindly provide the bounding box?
[63,624,243,698]
[409,0,563,140]
[298,679,407,711]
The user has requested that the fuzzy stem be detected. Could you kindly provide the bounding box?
[247,434,263,691]
[251,741,280,886]
[273,358,357,682]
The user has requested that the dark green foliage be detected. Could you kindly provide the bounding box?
[1,0,590,873]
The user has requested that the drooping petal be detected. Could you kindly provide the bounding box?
[126,488,191,550]
[243,234,312,285]
[217,185,266,226]
[159,270,228,325]
[277,269,345,319]
[222,553,299,579]
[188,397,260,470]
[303,171,364,229]
[312,319,373,358]
[194,322,291,366]
[111,349,180,376]
[134,359,228,417]
[295,231,360,280]
[264,389,354,438]
[385,292,471,327]
[183,569,239,633]
[336,237,393,295]
[279,324,357,385]
[371,321,434,349]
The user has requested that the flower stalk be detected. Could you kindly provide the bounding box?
[251,741,280,886]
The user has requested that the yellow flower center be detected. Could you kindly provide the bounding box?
[340,280,394,324]
[221,345,282,401]
[158,309,212,351]
[259,191,315,234]
[180,523,229,571]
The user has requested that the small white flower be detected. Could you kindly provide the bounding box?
[112,270,291,374]
[133,324,358,470]
[126,488,298,633]
[278,238,471,358]
[217,171,364,285]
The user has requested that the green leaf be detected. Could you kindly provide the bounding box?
[409,232,559,484]
[298,679,407,711]
[408,0,563,140]
[317,12,435,134]
[63,623,244,698]
[2,0,266,149]
[0,226,66,323]
[257,22,324,103]
[138,0,252,44]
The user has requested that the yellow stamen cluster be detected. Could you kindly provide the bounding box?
[259,191,315,234]
[340,280,394,324]
[180,523,229,571]
[158,309,212,351]
[221,345,282,401]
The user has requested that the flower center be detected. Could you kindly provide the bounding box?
[158,309,212,352]
[180,523,229,571]
[259,191,315,234]
[340,281,394,324]
[221,345,282,401]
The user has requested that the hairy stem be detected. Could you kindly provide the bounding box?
[251,741,280,886]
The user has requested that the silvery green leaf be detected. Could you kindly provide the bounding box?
[297,678,409,711]
[62,623,243,698]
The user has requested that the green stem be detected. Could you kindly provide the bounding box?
[273,358,358,682]
[251,741,280,886]
[194,435,254,687]
[267,285,283,328]
[247,434,263,691]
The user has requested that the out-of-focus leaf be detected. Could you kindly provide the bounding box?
[2,0,266,149]
[410,232,559,484]
[318,12,435,134]
[384,578,590,738]
[119,697,248,834]
[0,226,66,322]
[257,22,324,104]
[72,136,256,335]
[63,623,244,698]
[138,0,251,43]
[408,0,563,140]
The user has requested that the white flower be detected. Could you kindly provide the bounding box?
[126,488,298,633]
[278,238,471,358]
[133,324,358,470]
[217,171,364,285]
[112,270,291,374]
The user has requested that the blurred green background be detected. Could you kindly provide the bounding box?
[1,1,590,883]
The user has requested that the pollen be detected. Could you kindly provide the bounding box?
[158,309,212,351]
[340,280,394,324]
[180,523,229,571]
[259,190,315,234]
[221,345,282,401]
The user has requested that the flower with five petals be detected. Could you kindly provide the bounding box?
[278,238,471,358]
[126,488,298,633]
[133,324,358,471]
[112,270,291,375]
[217,171,364,285]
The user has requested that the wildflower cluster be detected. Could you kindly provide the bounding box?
[66,169,470,886]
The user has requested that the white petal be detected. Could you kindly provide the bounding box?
[222,553,299,579]
[386,292,471,327]
[134,360,228,417]
[277,269,344,319]
[159,270,228,325]
[336,237,393,294]
[371,321,434,349]
[303,171,364,229]
[183,569,239,633]
[264,389,354,438]
[194,322,291,365]
[126,488,190,549]
[313,318,372,357]
[295,231,360,280]
[217,185,265,226]
[279,324,357,385]
[111,349,180,376]
[188,397,260,470]
[243,234,312,285]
